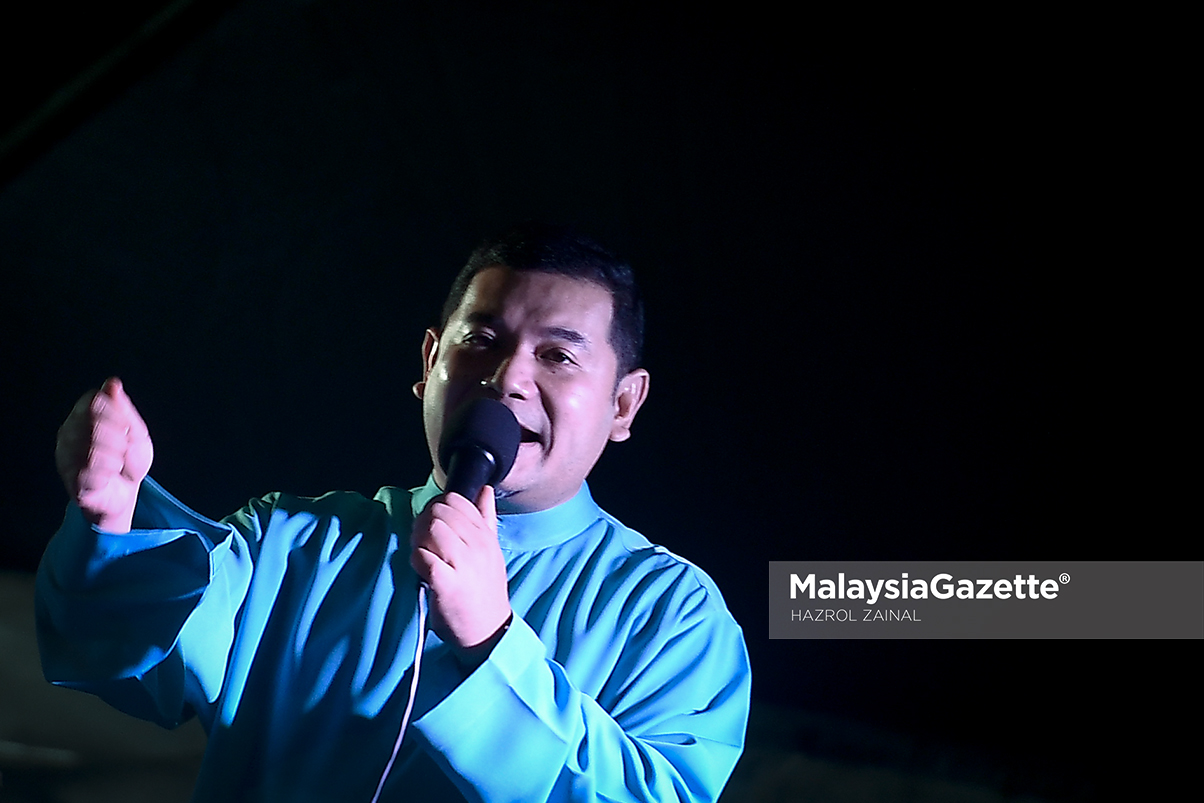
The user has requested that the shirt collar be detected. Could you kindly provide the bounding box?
[408,474,602,552]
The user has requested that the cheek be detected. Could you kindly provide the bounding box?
[554,384,616,443]
[431,354,460,385]
[554,383,598,422]
[430,355,479,406]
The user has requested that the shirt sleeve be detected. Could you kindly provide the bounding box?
[36,477,254,729]
[410,564,751,803]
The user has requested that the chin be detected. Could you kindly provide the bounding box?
[494,471,530,499]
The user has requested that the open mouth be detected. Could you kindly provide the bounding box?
[519,428,542,446]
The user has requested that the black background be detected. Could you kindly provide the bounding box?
[2,2,1193,799]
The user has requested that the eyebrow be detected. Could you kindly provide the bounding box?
[463,312,591,348]
[542,326,590,347]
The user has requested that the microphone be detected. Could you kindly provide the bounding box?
[380,402,519,803]
[437,398,522,502]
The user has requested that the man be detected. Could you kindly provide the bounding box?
[38,223,751,801]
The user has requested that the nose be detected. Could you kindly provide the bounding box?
[483,351,534,400]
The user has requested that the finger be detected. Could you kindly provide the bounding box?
[92,379,133,430]
[105,378,150,439]
[410,547,435,583]
[101,376,123,399]
[68,389,99,421]
[437,493,486,531]
[411,516,466,568]
[426,498,480,543]
[56,411,93,460]
[56,398,92,493]
[60,393,98,445]
[88,391,128,440]
[438,488,494,549]
[57,388,120,497]
[76,451,125,488]
[57,404,121,475]
[476,485,497,533]
[410,546,454,588]
[89,416,130,455]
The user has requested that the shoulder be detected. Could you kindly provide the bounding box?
[235,486,408,518]
[224,487,412,547]
[550,506,749,712]
[593,507,738,627]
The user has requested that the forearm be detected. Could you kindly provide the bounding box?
[36,478,246,726]
[413,616,750,802]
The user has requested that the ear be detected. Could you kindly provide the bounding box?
[413,328,440,400]
[609,369,650,442]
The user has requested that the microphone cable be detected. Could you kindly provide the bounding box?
[369,583,429,803]
[371,398,517,800]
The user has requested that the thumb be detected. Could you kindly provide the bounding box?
[476,484,497,532]
[100,376,126,403]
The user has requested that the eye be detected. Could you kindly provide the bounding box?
[461,330,495,348]
[541,348,576,365]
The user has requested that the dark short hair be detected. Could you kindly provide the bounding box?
[440,222,645,379]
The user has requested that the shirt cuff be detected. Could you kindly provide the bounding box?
[413,614,549,741]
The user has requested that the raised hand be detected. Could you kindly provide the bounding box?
[55,377,153,533]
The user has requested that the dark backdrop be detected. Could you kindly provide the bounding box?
[2,3,1192,799]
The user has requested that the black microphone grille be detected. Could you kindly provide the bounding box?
[437,398,522,487]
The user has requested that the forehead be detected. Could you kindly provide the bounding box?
[449,266,616,339]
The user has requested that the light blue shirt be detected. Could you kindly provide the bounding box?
[37,476,750,802]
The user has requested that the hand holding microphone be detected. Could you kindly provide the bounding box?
[409,399,520,657]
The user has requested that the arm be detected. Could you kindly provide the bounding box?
[37,479,249,728]
[409,491,750,802]
[38,379,250,728]
[412,569,750,803]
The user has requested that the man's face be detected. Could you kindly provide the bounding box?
[417,265,649,513]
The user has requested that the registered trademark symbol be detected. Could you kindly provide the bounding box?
[1059,572,1070,584]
